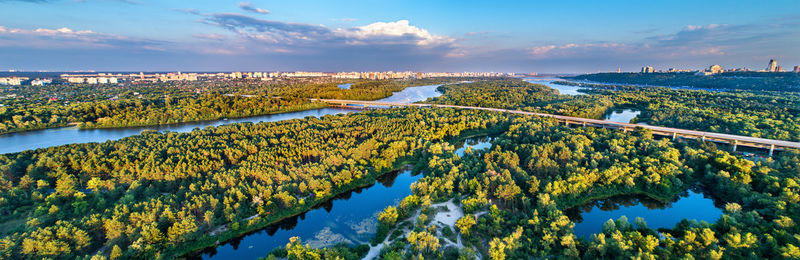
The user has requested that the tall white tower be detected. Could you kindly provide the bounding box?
[767,59,778,72]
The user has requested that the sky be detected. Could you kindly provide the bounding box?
[0,0,799,73]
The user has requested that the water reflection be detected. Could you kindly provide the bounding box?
[455,136,494,156]
[604,108,641,123]
[197,169,422,259]
[566,190,722,238]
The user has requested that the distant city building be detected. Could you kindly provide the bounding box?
[0,77,27,85]
[794,66,800,73]
[641,66,655,73]
[767,59,778,72]
[616,67,621,73]
[708,64,724,74]
[776,66,783,72]
[667,68,693,73]
[31,79,52,86]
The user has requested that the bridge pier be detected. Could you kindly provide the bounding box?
[672,132,676,141]
[732,140,738,152]
[582,122,586,128]
[770,144,775,156]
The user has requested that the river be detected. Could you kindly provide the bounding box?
[0,84,444,154]
[523,77,588,96]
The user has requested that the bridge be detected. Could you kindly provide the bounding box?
[311,98,800,156]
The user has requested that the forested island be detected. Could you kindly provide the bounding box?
[1,78,799,259]
[569,72,800,92]
[0,78,456,134]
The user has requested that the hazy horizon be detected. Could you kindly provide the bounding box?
[2,0,799,73]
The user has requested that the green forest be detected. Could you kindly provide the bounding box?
[570,72,800,92]
[1,77,799,259]
[0,78,455,134]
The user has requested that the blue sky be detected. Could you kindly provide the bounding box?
[1,0,799,73]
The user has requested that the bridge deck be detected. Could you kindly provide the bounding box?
[310,99,800,152]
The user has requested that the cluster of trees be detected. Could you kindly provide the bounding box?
[570,72,800,92]
[372,114,800,259]
[0,107,511,259]
[0,78,458,134]
[259,237,369,260]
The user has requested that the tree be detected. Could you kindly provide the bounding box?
[378,206,399,226]
[456,215,476,236]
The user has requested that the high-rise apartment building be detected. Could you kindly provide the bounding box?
[767,59,778,72]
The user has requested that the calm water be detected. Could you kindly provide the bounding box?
[604,109,641,123]
[524,78,588,96]
[197,169,422,259]
[0,84,444,154]
[567,190,722,238]
[338,83,352,89]
[455,136,493,157]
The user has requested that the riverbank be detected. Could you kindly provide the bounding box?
[80,102,328,130]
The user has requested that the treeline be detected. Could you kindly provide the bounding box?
[371,116,800,259]
[0,107,512,259]
[570,72,800,92]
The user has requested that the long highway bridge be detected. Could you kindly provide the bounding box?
[311,98,800,156]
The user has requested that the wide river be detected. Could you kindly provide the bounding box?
[0,84,444,154]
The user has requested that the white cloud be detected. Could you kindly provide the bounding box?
[337,20,454,46]
[238,2,270,14]
[0,25,163,49]
[529,45,555,55]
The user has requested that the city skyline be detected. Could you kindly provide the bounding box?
[1,0,799,73]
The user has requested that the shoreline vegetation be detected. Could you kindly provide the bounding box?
[0,78,462,135]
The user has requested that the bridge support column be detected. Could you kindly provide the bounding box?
[565,121,569,127]
[732,140,738,152]
[701,135,706,142]
[582,122,586,128]
[672,132,676,141]
[769,144,775,157]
